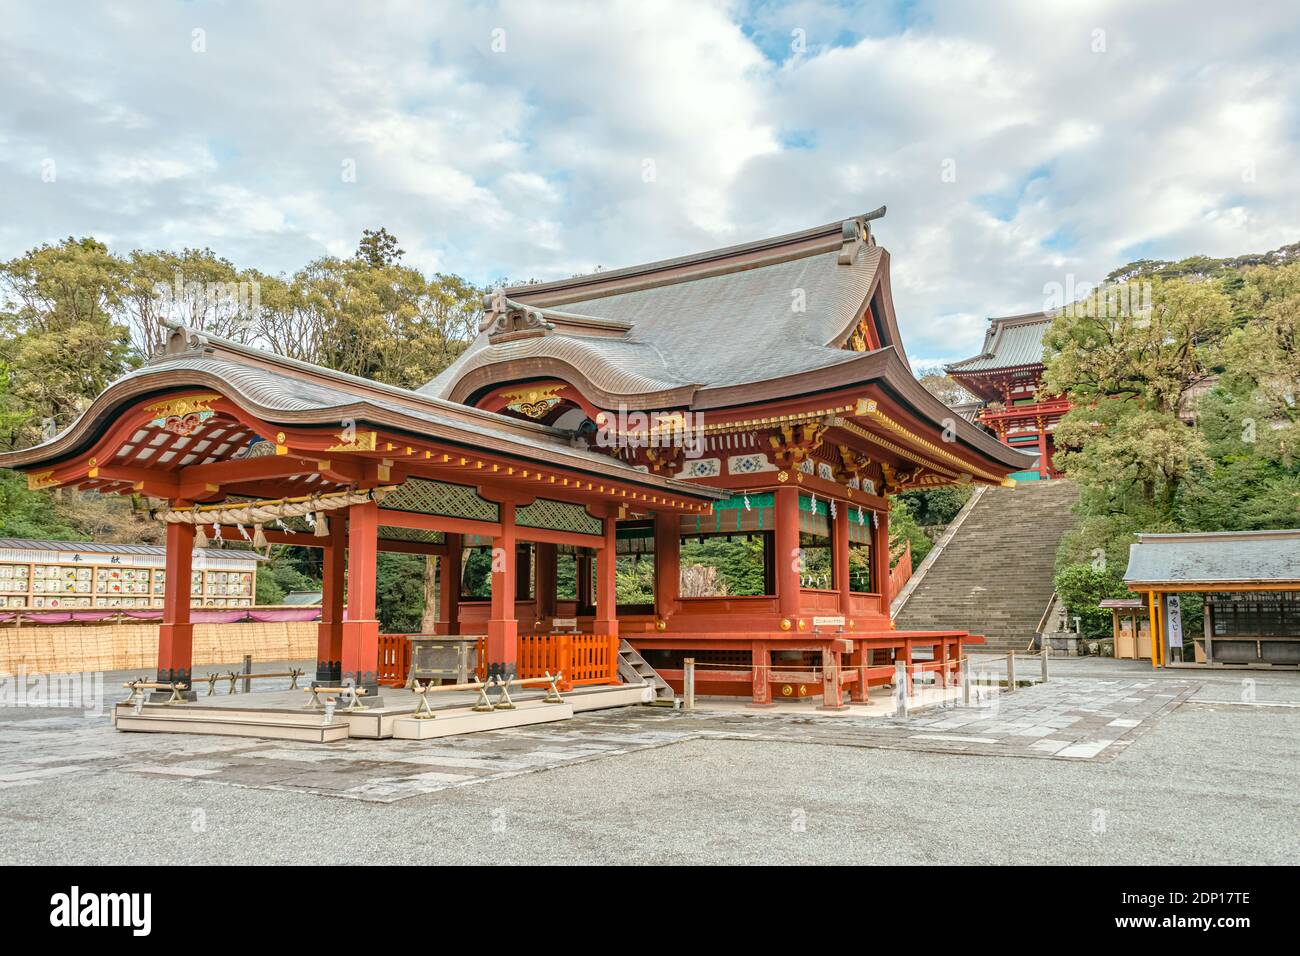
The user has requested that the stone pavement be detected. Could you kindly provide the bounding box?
[0,676,1198,804]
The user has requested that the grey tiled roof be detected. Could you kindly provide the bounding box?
[1124,530,1300,586]
[422,243,882,398]
[137,355,671,473]
[0,335,725,502]
[0,537,261,562]
[947,312,1052,374]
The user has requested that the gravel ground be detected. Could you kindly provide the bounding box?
[1,692,1295,865]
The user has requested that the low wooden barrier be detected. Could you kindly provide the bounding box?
[303,684,368,712]
[198,667,305,696]
[408,673,564,719]
[121,679,189,709]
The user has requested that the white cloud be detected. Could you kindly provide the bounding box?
[0,0,1297,366]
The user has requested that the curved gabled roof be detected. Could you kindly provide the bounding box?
[0,328,725,501]
[947,311,1053,375]
[421,213,902,406]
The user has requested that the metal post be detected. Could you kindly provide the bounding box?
[894,661,909,718]
[961,658,971,706]
[1006,652,1016,693]
[1040,642,1049,683]
[242,654,252,694]
[683,657,695,712]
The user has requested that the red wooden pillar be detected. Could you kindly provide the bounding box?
[340,500,380,694]
[534,542,556,626]
[437,533,461,635]
[775,485,801,626]
[833,497,850,616]
[1036,416,1049,479]
[157,520,197,699]
[750,640,773,706]
[653,511,680,624]
[315,516,345,683]
[873,506,890,617]
[594,510,619,638]
[487,501,518,680]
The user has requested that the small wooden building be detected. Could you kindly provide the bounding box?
[0,537,260,613]
[1099,598,1149,660]
[1124,530,1300,667]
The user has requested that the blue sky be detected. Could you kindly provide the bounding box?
[1,0,1298,367]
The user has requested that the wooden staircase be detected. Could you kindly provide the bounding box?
[893,480,1080,653]
[618,640,675,702]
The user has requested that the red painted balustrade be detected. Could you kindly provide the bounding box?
[888,540,913,602]
[376,632,621,691]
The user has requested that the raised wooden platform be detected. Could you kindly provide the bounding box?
[112,681,653,742]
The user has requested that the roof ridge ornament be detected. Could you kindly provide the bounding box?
[482,289,555,343]
[160,321,211,358]
[838,206,886,265]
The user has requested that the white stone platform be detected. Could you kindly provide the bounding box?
[112,681,653,742]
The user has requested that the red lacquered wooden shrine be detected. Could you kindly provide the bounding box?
[0,210,1034,705]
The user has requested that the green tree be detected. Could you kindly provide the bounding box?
[0,237,133,448]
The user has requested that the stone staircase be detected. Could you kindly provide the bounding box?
[893,479,1080,653]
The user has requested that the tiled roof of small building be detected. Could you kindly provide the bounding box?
[947,312,1053,375]
[1124,530,1300,587]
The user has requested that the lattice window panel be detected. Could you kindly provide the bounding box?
[378,525,445,544]
[516,498,602,535]
[381,479,499,521]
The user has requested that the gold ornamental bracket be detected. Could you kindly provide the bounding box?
[26,470,59,491]
[143,393,221,422]
[768,420,829,468]
[325,429,378,453]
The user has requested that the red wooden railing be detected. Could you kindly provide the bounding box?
[888,540,913,603]
[377,633,412,687]
[476,633,620,691]
[378,632,620,691]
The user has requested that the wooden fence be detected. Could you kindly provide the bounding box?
[0,621,318,676]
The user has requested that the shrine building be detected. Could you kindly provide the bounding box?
[0,209,1034,714]
[946,312,1069,480]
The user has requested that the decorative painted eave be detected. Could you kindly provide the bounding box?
[690,345,1036,473]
